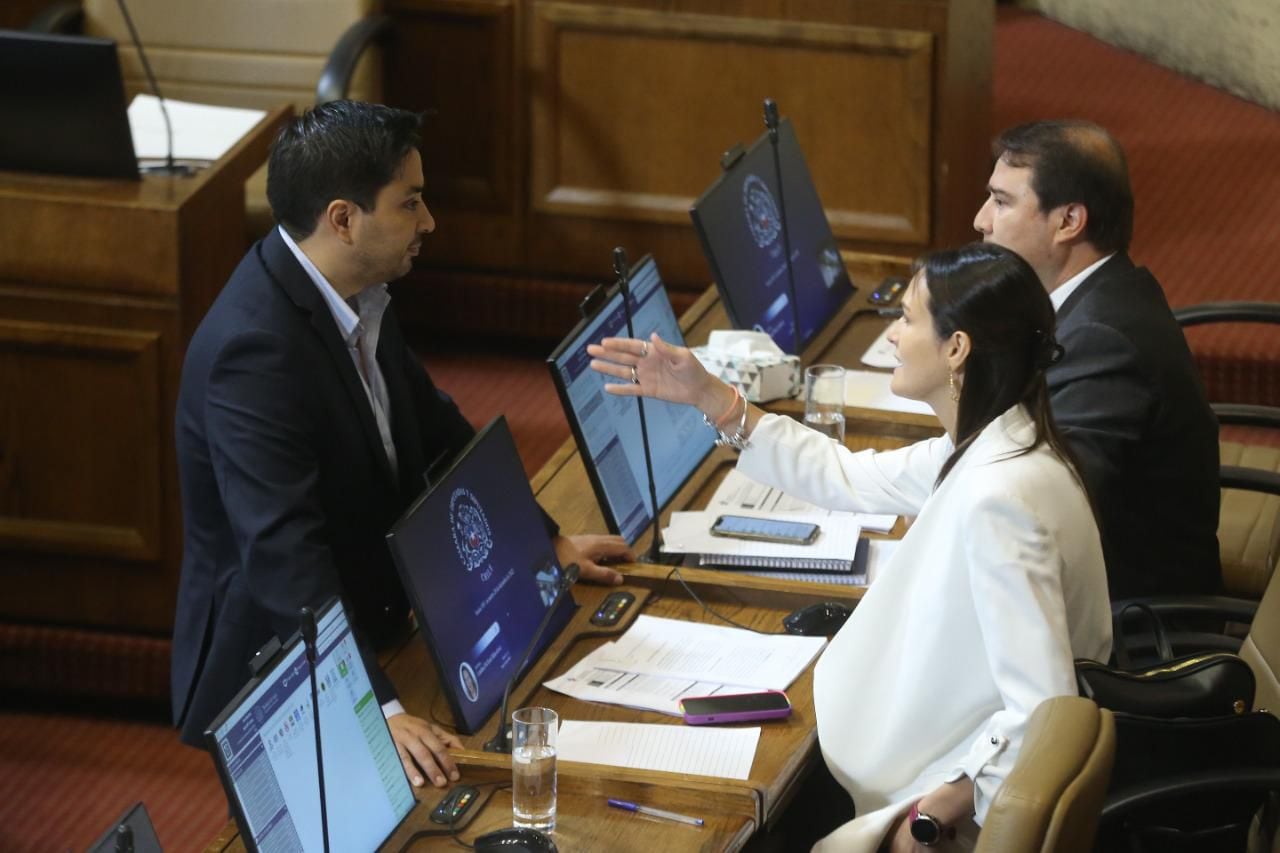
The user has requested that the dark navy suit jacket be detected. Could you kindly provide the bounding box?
[171,228,476,745]
[1049,253,1221,599]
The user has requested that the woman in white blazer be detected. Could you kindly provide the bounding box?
[589,243,1112,851]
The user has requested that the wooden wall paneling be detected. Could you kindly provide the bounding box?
[385,0,526,270]
[528,3,934,288]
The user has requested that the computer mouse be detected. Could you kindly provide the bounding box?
[473,827,559,853]
[783,601,853,636]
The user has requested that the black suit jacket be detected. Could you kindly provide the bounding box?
[171,228,477,745]
[1049,253,1221,599]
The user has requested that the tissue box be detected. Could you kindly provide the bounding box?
[692,331,802,403]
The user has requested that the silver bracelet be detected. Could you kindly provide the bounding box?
[702,386,751,450]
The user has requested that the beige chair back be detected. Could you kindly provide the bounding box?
[83,0,381,112]
[1219,439,1280,599]
[1242,554,1280,716]
[975,696,1115,853]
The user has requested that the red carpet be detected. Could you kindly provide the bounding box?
[4,9,1277,851]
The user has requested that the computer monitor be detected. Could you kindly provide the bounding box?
[386,416,575,735]
[689,117,853,353]
[548,255,717,545]
[0,30,139,180]
[205,598,416,853]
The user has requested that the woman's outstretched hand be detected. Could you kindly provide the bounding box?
[588,332,734,417]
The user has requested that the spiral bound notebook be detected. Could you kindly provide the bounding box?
[662,510,863,573]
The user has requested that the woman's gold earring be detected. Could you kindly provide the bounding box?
[949,371,960,402]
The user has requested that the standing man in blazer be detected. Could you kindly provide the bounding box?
[172,101,630,789]
[974,119,1220,598]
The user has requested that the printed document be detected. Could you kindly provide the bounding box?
[557,720,760,780]
[709,468,896,533]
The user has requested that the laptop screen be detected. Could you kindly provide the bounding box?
[387,416,574,735]
[548,255,716,544]
[0,31,139,180]
[689,117,853,353]
[206,599,415,853]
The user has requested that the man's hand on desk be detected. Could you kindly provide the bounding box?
[387,713,462,788]
[554,534,634,586]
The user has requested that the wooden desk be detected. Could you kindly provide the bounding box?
[0,106,290,633]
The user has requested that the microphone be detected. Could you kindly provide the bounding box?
[114,0,193,176]
[763,98,802,355]
[113,825,133,853]
[484,563,580,753]
[613,247,668,565]
[299,607,330,853]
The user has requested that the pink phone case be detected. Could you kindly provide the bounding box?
[680,690,792,725]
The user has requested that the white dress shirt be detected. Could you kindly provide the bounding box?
[736,406,1111,851]
[1050,252,1114,313]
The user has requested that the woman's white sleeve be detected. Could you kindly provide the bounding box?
[947,488,1079,824]
[735,413,947,516]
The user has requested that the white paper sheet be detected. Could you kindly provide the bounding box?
[557,720,760,780]
[128,94,267,162]
[596,615,825,689]
[843,369,935,416]
[708,468,897,533]
[860,323,899,369]
[544,642,750,715]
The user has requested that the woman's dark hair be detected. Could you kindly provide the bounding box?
[920,243,1083,490]
[266,100,423,240]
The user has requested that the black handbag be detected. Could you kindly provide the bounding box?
[1076,652,1255,718]
[1075,601,1256,718]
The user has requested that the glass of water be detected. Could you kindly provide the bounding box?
[804,364,846,442]
[511,707,558,831]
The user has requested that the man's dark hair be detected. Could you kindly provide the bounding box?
[993,120,1133,254]
[266,100,423,240]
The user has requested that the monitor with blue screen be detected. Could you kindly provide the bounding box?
[547,255,717,545]
[689,117,854,353]
[204,598,415,853]
[386,416,574,735]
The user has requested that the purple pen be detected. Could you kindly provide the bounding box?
[607,798,705,827]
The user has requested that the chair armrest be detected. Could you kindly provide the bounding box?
[1215,403,1280,429]
[1173,301,1280,327]
[1113,595,1259,625]
[28,1,83,33]
[1101,769,1280,820]
[1221,465,1280,497]
[316,14,395,105]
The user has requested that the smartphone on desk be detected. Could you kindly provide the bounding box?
[681,690,792,725]
[710,514,820,546]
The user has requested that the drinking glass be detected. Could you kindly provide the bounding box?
[511,707,558,830]
[804,364,846,442]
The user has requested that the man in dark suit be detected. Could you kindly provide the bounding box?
[974,119,1220,599]
[172,101,630,788]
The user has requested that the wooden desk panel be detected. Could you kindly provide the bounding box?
[0,106,290,631]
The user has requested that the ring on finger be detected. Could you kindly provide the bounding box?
[630,366,640,385]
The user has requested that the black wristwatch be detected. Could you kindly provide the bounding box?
[909,801,955,846]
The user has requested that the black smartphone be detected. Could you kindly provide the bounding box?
[710,514,820,545]
[681,690,793,725]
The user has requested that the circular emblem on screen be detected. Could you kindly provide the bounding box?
[742,174,782,248]
[449,488,493,572]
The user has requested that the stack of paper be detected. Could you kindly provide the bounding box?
[707,468,897,533]
[544,615,825,716]
[662,508,861,571]
[128,94,267,164]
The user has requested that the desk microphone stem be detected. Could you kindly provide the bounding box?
[613,247,665,565]
[299,607,330,853]
[764,98,801,355]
